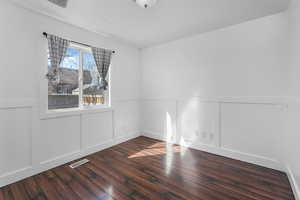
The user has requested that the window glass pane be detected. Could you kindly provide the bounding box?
[48,48,80,110]
[82,52,106,105]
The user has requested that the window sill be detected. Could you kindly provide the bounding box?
[40,106,113,120]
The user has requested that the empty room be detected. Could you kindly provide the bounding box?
[0,0,300,199]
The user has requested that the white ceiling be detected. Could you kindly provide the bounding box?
[10,0,289,48]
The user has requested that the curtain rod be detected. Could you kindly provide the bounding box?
[43,32,115,54]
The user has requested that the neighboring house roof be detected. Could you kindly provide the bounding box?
[48,68,93,93]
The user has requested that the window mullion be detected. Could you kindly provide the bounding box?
[79,50,83,108]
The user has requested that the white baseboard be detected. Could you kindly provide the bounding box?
[113,132,141,145]
[0,166,34,187]
[142,131,283,171]
[286,165,300,200]
[0,132,141,188]
[81,132,141,157]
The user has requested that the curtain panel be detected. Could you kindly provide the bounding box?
[46,34,70,82]
[91,47,113,90]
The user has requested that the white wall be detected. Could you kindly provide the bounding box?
[141,13,288,170]
[284,0,300,196]
[141,14,288,99]
[0,0,140,187]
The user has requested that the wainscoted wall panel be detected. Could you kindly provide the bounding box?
[284,99,300,200]
[141,100,177,141]
[0,107,32,177]
[141,97,285,171]
[0,100,140,187]
[39,115,81,164]
[221,103,284,160]
[113,100,140,138]
[177,99,219,147]
[82,111,113,150]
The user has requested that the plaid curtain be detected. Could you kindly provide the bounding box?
[46,34,70,82]
[91,47,113,90]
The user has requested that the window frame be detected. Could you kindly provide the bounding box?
[40,42,112,119]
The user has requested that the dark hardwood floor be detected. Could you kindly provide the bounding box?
[0,136,295,200]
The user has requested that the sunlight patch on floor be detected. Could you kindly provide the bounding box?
[128,142,181,158]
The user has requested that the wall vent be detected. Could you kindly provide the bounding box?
[69,159,89,169]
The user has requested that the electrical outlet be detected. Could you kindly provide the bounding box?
[209,133,214,141]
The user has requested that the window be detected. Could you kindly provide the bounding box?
[47,44,110,110]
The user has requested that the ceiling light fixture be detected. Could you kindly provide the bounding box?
[133,0,158,8]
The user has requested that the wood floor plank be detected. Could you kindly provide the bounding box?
[22,177,48,200]
[9,182,30,200]
[0,188,6,200]
[1,187,14,200]
[0,190,4,200]
[44,170,81,200]
[77,164,134,200]
[53,166,99,200]
[60,165,114,200]
[34,173,65,200]
[0,136,296,200]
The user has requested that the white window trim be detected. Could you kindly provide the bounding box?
[40,42,112,119]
